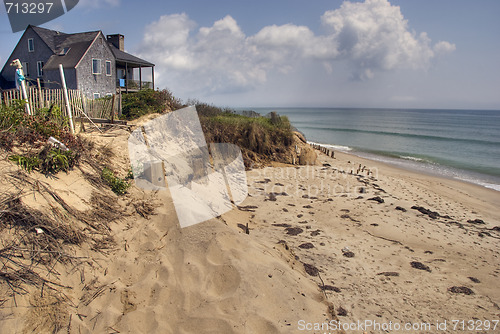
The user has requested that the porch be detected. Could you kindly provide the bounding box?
[117,78,153,92]
[113,48,155,94]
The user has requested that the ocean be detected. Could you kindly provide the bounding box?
[249,108,500,192]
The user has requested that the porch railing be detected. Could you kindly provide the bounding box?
[117,79,153,90]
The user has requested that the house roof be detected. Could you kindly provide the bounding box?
[109,44,155,67]
[30,26,154,71]
[43,31,100,70]
[43,41,95,70]
[31,25,67,53]
[54,31,100,48]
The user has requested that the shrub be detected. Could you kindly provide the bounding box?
[120,88,184,120]
[0,131,14,151]
[9,147,77,174]
[200,112,293,164]
[0,101,81,151]
[101,167,130,195]
[8,154,40,173]
[39,147,77,174]
[0,100,27,129]
[186,100,234,118]
[1,100,84,174]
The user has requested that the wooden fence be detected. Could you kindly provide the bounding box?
[0,87,116,120]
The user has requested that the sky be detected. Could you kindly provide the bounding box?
[1,0,499,109]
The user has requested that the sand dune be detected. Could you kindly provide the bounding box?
[0,128,332,334]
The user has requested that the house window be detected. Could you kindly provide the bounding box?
[92,59,101,74]
[59,47,71,55]
[93,93,100,99]
[37,61,44,77]
[22,62,29,77]
[105,61,111,76]
[28,38,34,52]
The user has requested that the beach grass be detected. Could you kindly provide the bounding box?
[207,112,291,131]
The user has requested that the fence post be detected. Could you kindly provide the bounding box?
[37,78,44,109]
[118,88,122,117]
[110,94,116,123]
[59,64,75,134]
[81,91,89,118]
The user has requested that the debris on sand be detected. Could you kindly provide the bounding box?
[273,223,292,228]
[368,196,385,204]
[337,306,348,316]
[377,272,400,277]
[320,285,341,292]
[237,205,258,212]
[340,214,360,223]
[310,230,321,237]
[342,247,355,258]
[303,263,319,276]
[285,227,304,236]
[411,206,451,219]
[448,286,474,295]
[267,193,277,201]
[410,261,431,272]
[237,223,250,234]
[277,240,290,250]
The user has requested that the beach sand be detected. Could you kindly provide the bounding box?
[0,128,498,333]
[227,149,500,332]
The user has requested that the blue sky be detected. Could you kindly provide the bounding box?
[1,0,499,109]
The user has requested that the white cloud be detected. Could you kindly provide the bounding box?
[433,41,456,56]
[138,0,455,95]
[141,14,197,71]
[320,0,452,79]
[139,14,267,95]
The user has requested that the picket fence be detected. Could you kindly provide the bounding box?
[0,87,116,120]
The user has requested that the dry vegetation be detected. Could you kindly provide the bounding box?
[0,100,135,332]
[0,91,309,332]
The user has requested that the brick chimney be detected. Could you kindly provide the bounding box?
[107,34,124,51]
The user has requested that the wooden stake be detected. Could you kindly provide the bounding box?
[59,64,75,134]
[110,94,116,123]
[37,78,44,108]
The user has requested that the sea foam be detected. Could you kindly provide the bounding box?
[307,141,352,152]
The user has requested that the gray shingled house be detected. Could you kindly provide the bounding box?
[0,25,155,98]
